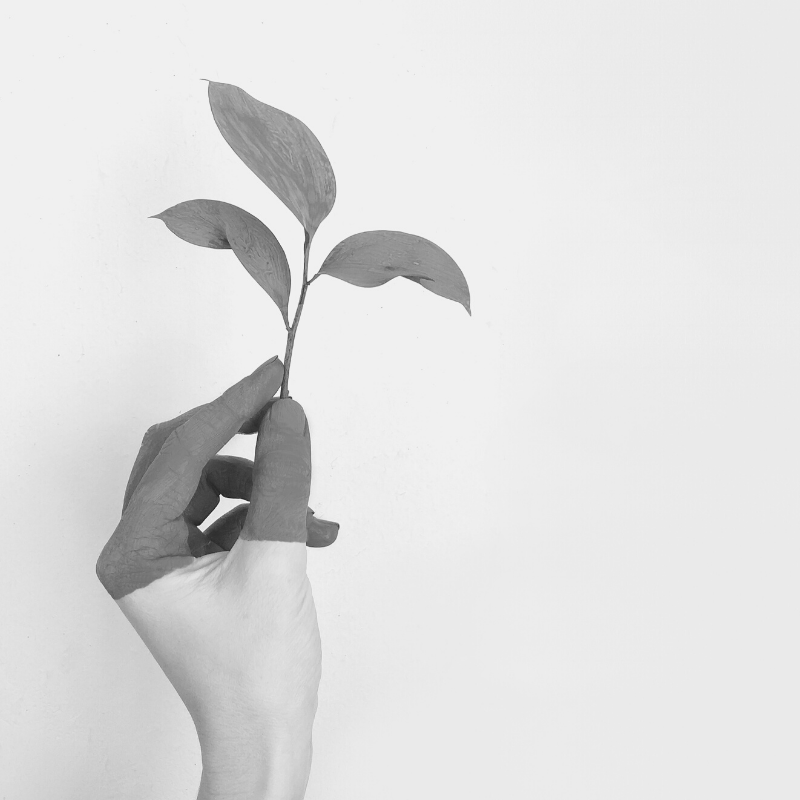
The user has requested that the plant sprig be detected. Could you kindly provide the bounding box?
[152,81,471,398]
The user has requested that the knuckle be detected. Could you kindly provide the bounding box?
[220,384,245,416]
[142,423,162,443]
[165,425,195,461]
[95,553,109,585]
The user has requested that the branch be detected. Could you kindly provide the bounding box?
[280,231,312,399]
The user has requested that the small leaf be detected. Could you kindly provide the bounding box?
[152,199,291,326]
[317,231,471,315]
[151,198,230,249]
[207,81,336,239]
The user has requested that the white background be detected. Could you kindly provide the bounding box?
[1,2,798,798]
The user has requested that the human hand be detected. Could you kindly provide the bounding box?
[96,356,335,800]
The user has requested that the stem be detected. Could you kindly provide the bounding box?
[280,231,312,398]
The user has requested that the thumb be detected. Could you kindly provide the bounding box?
[240,399,311,543]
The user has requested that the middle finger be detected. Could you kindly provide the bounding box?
[183,455,254,526]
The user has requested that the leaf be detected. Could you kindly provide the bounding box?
[317,231,471,315]
[207,81,336,239]
[152,199,291,326]
[150,198,230,249]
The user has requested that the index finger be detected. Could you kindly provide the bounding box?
[122,394,276,514]
[128,356,284,520]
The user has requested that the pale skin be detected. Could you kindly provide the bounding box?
[96,356,337,800]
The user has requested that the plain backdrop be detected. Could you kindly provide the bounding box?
[1,2,798,798]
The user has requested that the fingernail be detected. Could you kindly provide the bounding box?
[254,355,279,374]
[269,398,306,432]
[250,356,283,389]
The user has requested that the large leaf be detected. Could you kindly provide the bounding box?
[317,231,471,315]
[207,81,336,239]
[152,199,291,326]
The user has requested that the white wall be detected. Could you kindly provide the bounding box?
[2,2,798,798]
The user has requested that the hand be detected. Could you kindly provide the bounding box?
[96,356,336,800]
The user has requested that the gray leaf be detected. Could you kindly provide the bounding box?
[152,199,291,326]
[318,230,471,315]
[207,81,336,240]
[151,198,231,249]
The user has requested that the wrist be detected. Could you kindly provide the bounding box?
[197,721,314,800]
